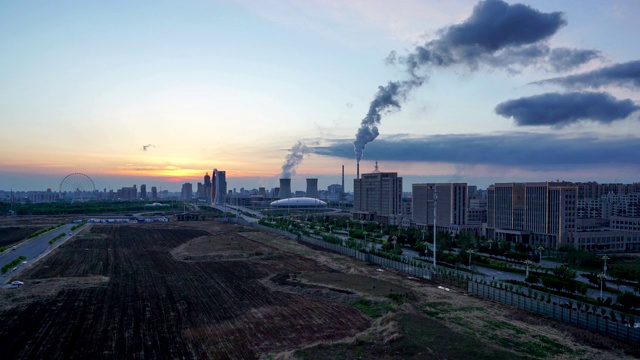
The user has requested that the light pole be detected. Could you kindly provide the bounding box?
[537,245,544,266]
[433,188,437,268]
[487,239,494,250]
[597,272,606,301]
[601,255,609,277]
[525,259,533,278]
[467,249,476,270]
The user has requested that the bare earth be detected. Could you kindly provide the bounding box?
[0,221,637,359]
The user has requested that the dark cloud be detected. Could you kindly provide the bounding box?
[547,48,602,72]
[354,0,575,163]
[318,133,640,169]
[533,60,640,89]
[495,92,639,127]
[402,0,567,76]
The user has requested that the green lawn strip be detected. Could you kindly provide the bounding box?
[351,298,394,319]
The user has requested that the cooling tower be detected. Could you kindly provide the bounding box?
[279,178,292,199]
[306,178,318,199]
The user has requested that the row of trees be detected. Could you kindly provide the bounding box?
[1,200,178,216]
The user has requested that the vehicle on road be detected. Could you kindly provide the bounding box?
[10,281,24,287]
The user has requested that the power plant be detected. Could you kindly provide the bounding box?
[278,178,292,199]
[305,178,318,199]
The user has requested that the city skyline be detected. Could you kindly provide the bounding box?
[2,1,639,192]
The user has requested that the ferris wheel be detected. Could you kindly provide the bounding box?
[59,173,96,202]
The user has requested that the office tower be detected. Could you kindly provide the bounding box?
[487,182,577,249]
[353,162,402,224]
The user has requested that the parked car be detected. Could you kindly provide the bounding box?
[11,281,24,287]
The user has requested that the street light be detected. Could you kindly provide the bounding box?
[525,259,533,278]
[487,239,494,250]
[537,245,544,266]
[466,249,476,270]
[601,255,609,276]
[597,272,606,301]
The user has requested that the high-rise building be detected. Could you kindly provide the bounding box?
[140,184,147,200]
[487,182,577,249]
[181,183,193,200]
[151,186,157,200]
[412,183,469,232]
[212,169,227,205]
[353,162,402,224]
[204,172,212,203]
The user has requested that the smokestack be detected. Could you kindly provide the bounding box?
[306,178,318,199]
[279,178,292,199]
[356,162,360,180]
[341,165,345,200]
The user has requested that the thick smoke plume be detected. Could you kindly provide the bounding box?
[353,0,587,161]
[281,141,314,179]
[354,81,419,162]
[495,92,640,127]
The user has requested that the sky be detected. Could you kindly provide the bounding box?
[1,0,639,193]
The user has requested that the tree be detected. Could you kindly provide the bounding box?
[617,291,639,310]
[415,242,427,257]
[525,275,540,284]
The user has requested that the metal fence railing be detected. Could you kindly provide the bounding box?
[467,281,640,345]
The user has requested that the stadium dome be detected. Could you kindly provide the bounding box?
[270,197,327,208]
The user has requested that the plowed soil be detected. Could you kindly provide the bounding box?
[0,221,637,359]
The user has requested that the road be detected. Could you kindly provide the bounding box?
[0,223,79,285]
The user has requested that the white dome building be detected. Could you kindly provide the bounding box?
[270,197,327,208]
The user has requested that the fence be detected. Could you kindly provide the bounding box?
[468,281,640,345]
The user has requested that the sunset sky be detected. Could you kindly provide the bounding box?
[1,0,639,192]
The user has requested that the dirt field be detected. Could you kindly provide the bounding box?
[0,226,47,248]
[0,221,638,359]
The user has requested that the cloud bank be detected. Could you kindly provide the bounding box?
[317,133,640,169]
[495,92,639,127]
[533,60,640,89]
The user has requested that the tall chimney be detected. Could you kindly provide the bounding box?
[306,178,318,199]
[341,165,345,200]
[356,162,360,180]
[279,178,292,199]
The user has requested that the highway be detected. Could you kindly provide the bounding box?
[0,223,79,285]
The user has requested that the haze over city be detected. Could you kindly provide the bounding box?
[1,0,639,192]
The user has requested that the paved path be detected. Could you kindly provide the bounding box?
[0,223,81,284]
